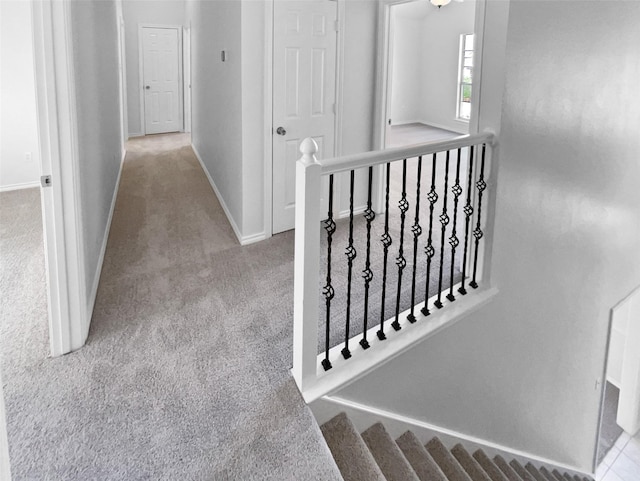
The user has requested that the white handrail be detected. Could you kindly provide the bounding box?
[319,132,495,175]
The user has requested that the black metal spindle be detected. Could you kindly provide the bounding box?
[392,159,409,331]
[458,146,475,296]
[321,175,336,371]
[378,163,392,341]
[343,170,357,359]
[469,144,487,289]
[446,149,463,302]
[421,153,438,317]
[360,167,375,350]
[407,157,423,323]
[434,151,451,309]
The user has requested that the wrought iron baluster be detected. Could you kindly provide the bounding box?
[458,146,475,295]
[392,159,409,331]
[321,175,336,371]
[470,144,487,289]
[407,157,423,323]
[421,153,438,317]
[378,162,392,341]
[343,170,357,359]
[360,167,375,350]
[434,151,451,309]
[446,149,463,302]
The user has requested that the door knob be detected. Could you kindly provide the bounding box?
[145,85,151,90]
[276,127,286,136]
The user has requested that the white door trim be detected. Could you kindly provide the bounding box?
[183,25,192,134]
[32,0,88,356]
[138,24,184,136]
[266,0,344,234]
[372,0,488,211]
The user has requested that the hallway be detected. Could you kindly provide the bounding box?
[0,134,340,480]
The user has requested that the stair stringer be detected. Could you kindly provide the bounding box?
[311,395,593,481]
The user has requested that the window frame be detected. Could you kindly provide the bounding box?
[456,33,475,122]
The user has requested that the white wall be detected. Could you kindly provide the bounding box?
[0,0,41,191]
[187,0,244,236]
[122,0,185,137]
[69,0,124,319]
[335,0,640,472]
[389,1,475,133]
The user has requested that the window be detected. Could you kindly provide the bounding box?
[457,33,474,121]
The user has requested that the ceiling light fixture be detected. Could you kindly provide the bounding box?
[430,0,452,8]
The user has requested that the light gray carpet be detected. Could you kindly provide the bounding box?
[321,413,595,481]
[0,134,341,480]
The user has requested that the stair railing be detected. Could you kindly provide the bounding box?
[293,132,496,402]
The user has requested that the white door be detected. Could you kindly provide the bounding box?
[142,27,181,135]
[272,0,337,234]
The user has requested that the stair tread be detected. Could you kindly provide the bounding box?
[494,455,526,481]
[452,444,493,481]
[472,450,509,481]
[524,463,548,481]
[361,423,420,481]
[510,460,536,481]
[320,413,386,481]
[396,431,448,481]
[538,466,558,481]
[425,438,473,481]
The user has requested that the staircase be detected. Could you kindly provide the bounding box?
[320,413,594,481]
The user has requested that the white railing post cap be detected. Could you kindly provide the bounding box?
[300,137,319,159]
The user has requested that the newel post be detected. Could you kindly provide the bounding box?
[292,138,322,393]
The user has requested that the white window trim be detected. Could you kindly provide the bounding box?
[456,33,474,123]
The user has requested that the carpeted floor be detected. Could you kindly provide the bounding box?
[0,133,342,480]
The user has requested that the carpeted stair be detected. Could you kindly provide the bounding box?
[320,413,595,481]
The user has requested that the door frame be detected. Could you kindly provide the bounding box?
[265,0,345,237]
[137,24,184,136]
[31,0,88,356]
[372,0,488,211]
[183,25,192,134]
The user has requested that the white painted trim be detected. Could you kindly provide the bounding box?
[334,0,346,159]
[138,24,184,136]
[313,395,592,478]
[296,286,499,403]
[263,1,274,241]
[85,150,125,329]
[0,370,11,481]
[388,119,468,135]
[128,132,144,139]
[191,144,265,246]
[32,0,88,356]
[0,181,41,193]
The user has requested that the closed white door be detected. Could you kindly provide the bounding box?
[142,27,181,135]
[272,0,337,234]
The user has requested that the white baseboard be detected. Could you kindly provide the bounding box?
[0,180,40,193]
[337,205,367,219]
[417,119,469,135]
[128,132,144,139]
[191,143,264,246]
[85,149,126,330]
[312,395,592,478]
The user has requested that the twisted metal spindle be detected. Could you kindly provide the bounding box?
[421,153,438,317]
[446,149,463,302]
[469,144,487,289]
[407,157,423,323]
[378,163,392,341]
[458,146,475,295]
[321,175,336,371]
[434,151,451,309]
[360,167,375,350]
[342,170,357,359]
[392,159,409,331]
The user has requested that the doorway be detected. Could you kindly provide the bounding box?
[597,287,640,473]
[271,0,339,235]
[139,25,183,135]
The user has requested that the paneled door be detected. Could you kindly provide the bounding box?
[272,1,338,234]
[142,26,181,135]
